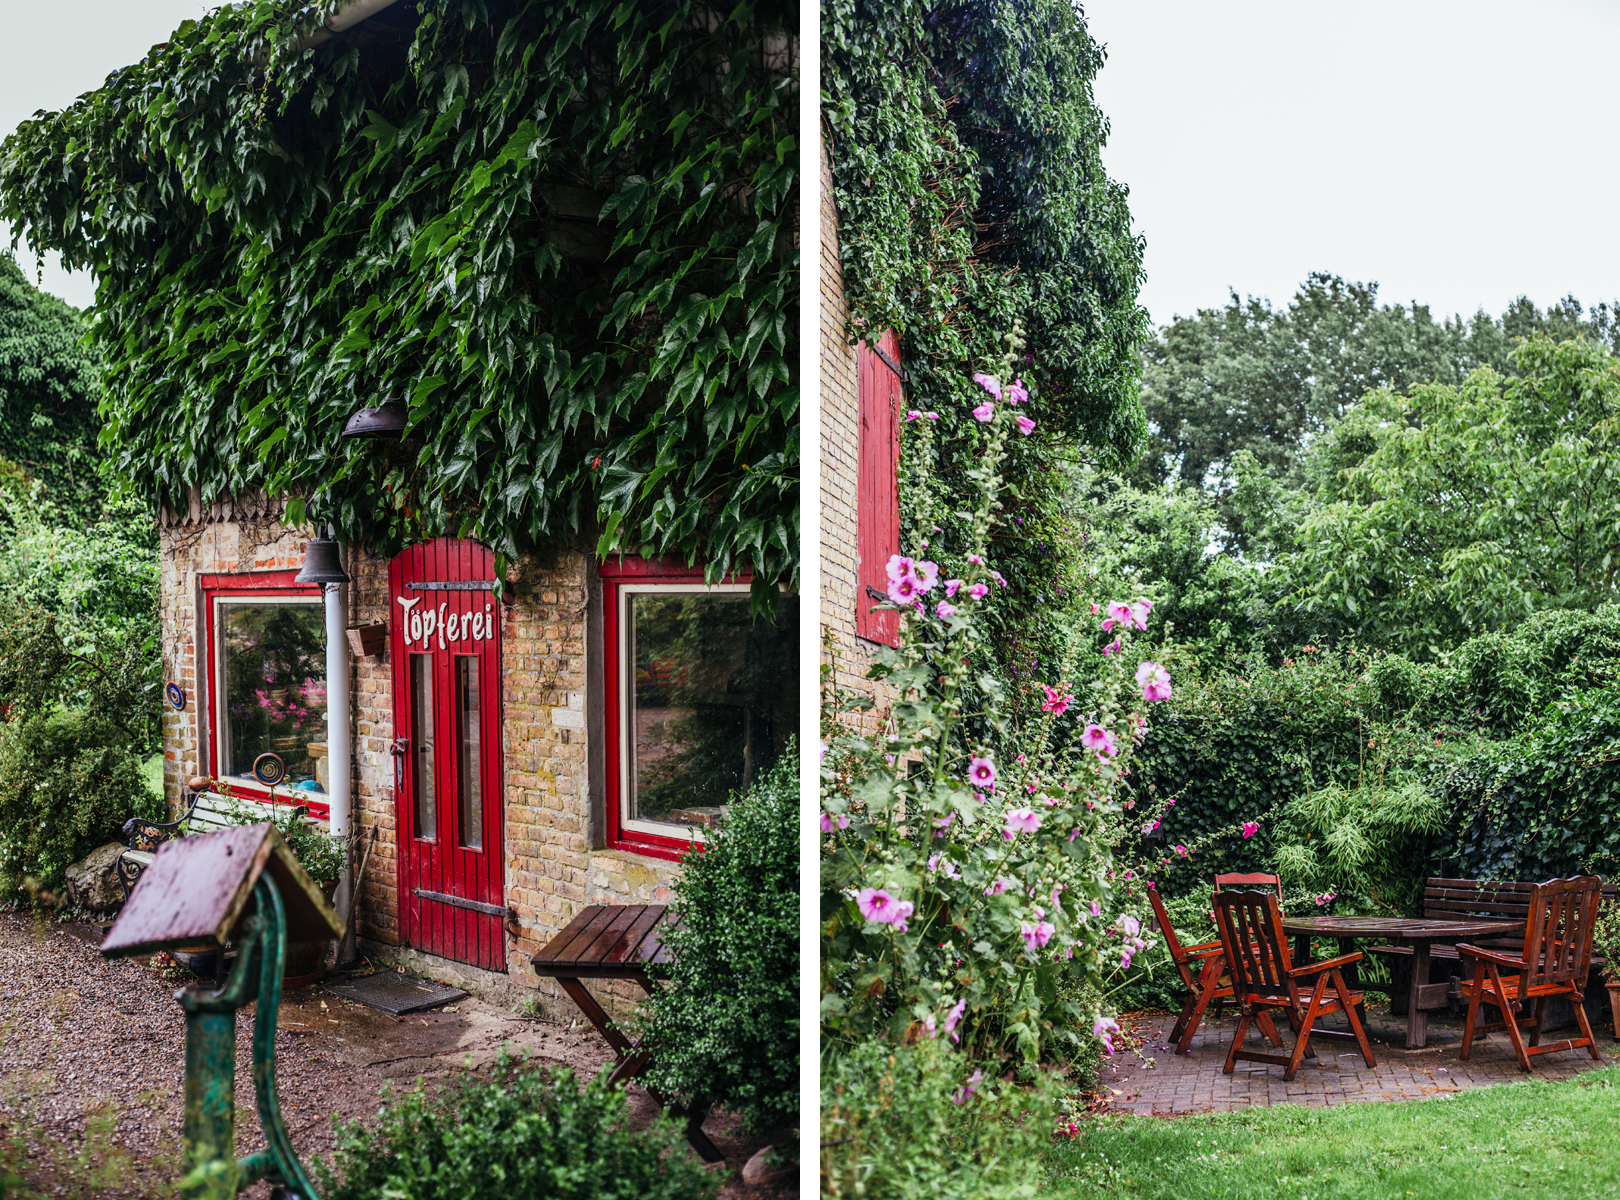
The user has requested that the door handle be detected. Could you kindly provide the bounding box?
[391,738,408,792]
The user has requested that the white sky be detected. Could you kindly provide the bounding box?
[1087,0,1620,326]
[3,1,1619,326]
[0,0,207,310]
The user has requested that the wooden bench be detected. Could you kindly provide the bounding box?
[1367,877,1617,1021]
[531,903,723,1163]
[117,786,329,898]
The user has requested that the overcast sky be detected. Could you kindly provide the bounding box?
[1086,0,1620,327]
[4,1,1619,326]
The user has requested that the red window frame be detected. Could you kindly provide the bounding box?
[600,557,755,861]
[200,570,331,821]
[857,329,903,646]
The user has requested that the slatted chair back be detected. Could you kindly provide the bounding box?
[1214,889,1298,1007]
[1214,872,1282,894]
[1146,885,1191,968]
[1516,876,1602,1000]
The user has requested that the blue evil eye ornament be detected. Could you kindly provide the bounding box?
[166,682,186,710]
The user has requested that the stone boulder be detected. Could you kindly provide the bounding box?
[65,842,128,914]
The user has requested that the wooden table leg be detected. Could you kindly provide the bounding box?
[1339,936,1368,1028]
[557,976,635,1057]
[1407,940,1431,1049]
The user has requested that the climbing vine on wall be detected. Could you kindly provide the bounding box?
[823,0,1151,714]
[0,0,798,597]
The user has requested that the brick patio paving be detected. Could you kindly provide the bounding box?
[1095,1004,1620,1115]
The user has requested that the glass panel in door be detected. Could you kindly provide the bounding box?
[455,656,482,850]
[409,654,436,840]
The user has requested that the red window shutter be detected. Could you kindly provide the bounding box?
[856,330,903,647]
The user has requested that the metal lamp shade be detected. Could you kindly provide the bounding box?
[341,397,410,439]
[295,537,350,585]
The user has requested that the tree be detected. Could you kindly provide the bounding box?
[1288,336,1620,656]
[1135,274,1620,552]
[0,252,104,525]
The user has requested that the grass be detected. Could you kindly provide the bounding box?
[1046,1063,1620,1199]
[138,752,164,803]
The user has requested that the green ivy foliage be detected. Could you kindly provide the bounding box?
[0,0,797,596]
[823,0,1149,718]
[637,745,798,1135]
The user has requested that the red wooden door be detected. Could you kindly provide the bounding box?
[857,330,903,646]
[389,538,505,970]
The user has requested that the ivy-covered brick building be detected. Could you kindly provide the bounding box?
[1,0,798,1013]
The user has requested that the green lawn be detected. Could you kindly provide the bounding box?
[1046,1065,1620,1199]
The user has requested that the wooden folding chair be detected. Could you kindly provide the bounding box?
[1148,884,1281,1055]
[1457,875,1604,1072]
[1214,871,1281,893]
[1213,889,1377,1080]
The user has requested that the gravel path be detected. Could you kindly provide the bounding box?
[0,911,795,1199]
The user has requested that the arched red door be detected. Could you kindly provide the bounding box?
[389,538,505,970]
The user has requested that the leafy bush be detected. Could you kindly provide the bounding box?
[313,1056,716,1200]
[820,1037,1058,1200]
[0,606,161,895]
[0,708,156,892]
[635,746,799,1135]
[212,792,348,887]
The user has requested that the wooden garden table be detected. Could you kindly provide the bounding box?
[1281,915,1522,1049]
[530,903,723,1162]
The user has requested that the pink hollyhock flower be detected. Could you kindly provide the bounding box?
[886,554,915,583]
[1007,378,1029,404]
[857,889,912,927]
[1093,1015,1120,1055]
[935,600,957,619]
[1101,637,1123,656]
[886,574,920,604]
[951,1068,984,1105]
[968,582,990,600]
[991,570,1007,587]
[1128,599,1151,631]
[1090,900,1103,917]
[1107,600,1133,625]
[905,410,923,421]
[932,811,955,836]
[972,372,1001,398]
[1173,844,1188,858]
[1041,685,1074,715]
[968,755,997,788]
[912,560,939,590]
[972,401,995,423]
[944,578,964,598]
[945,997,967,1042]
[967,554,984,564]
[984,877,1013,896]
[890,901,914,932]
[1242,821,1259,839]
[1141,820,1159,836]
[925,411,939,419]
[1021,920,1055,950]
[940,858,961,880]
[1136,661,1172,702]
[1015,415,1036,436]
[1089,603,1101,615]
[821,812,849,832]
[1080,724,1117,757]
[1004,808,1042,836]
[1120,915,1140,938]
[922,1014,937,1037]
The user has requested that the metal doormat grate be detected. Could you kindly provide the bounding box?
[326,969,469,1015]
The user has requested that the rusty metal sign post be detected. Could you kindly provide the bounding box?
[102,824,346,1199]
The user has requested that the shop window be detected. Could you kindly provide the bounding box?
[601,560,799,859]
[202,571,330,814]
[857,330,904,646]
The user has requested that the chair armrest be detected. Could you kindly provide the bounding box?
[1455,943,1525,970]
[1179,942,1224,959]
[1287,951,1363,978]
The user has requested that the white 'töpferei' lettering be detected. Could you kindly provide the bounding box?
[395,595,494,647]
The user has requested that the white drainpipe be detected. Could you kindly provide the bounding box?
[289,0,406,53]
[324,568,354,959]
